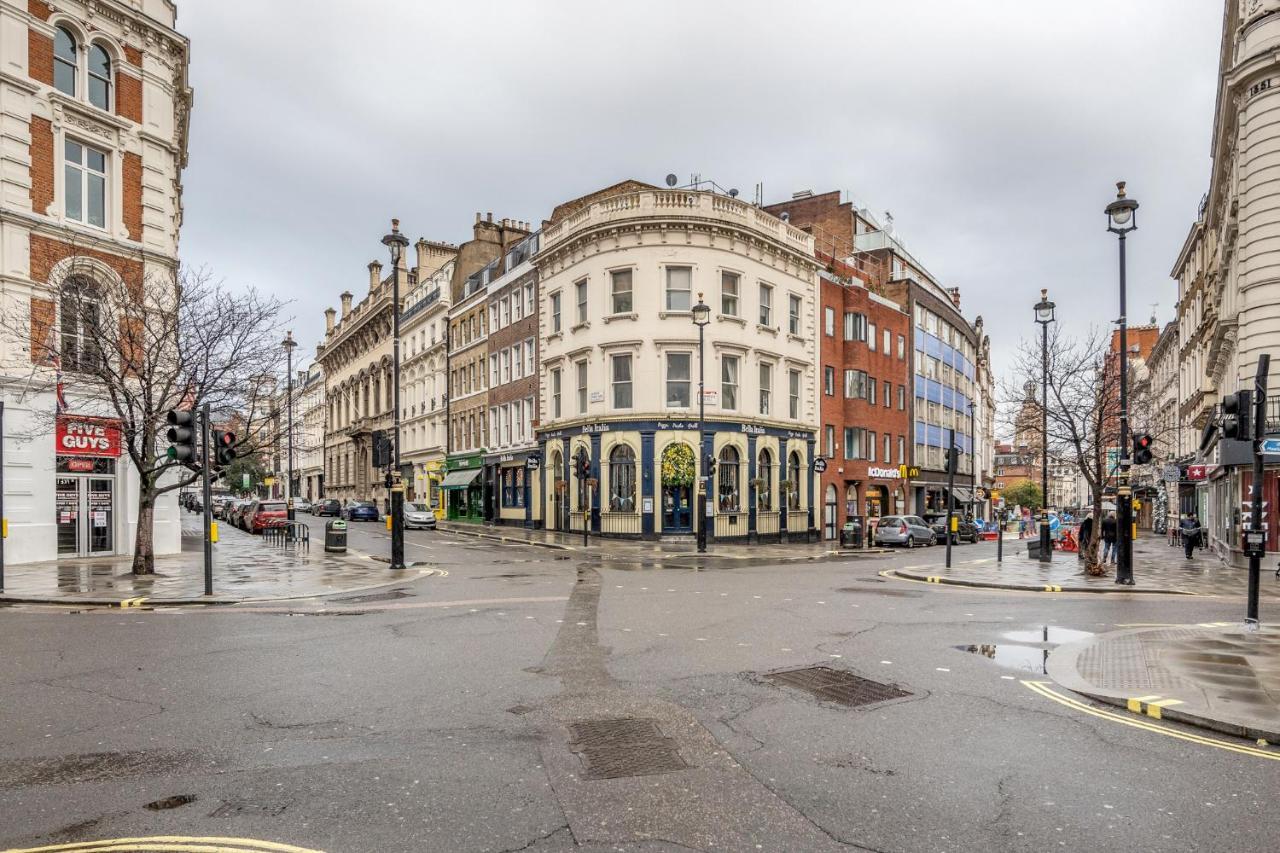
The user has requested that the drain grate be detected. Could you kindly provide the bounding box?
[567,718,688,780]
[764,666,910,707]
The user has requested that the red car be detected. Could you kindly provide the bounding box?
[247,500,287,534]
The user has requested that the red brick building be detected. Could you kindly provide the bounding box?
[814,257,912,539]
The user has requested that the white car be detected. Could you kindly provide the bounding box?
[291,498,312,513]
[404,502,437,530]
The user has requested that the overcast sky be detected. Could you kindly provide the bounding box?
[178,0,1222,383]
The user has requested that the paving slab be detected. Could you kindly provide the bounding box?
[0,518,427,605]
[1047,623,1280,742]
[893,534,1280,597]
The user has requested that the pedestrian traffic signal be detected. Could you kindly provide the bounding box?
[215,431,237,467]
[165,409,197,464]
[945,447,959,474]
[1133,433,1154,465]
[705,453,717,480]
[1223,390,1253,441]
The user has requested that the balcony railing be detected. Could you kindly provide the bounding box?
[542,189,814,255]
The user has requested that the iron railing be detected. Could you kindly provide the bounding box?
[600,512,641,535]
[714,512,748,538]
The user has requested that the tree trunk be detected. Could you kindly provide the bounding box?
[132,493,156,575]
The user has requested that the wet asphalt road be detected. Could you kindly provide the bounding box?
[1,529,1278,852]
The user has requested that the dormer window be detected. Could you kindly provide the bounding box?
[54,27,77,96]
[88,44,112,110]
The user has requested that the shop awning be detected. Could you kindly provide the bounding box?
[948,486,973,504]
[440,469,482,490]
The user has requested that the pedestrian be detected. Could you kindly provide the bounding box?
[1101,511,1118,564]
[1078,514,1094,561]
[1180,512,1202,560]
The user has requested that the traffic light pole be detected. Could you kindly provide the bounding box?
[945,428,956,569]
[1247,354,1270,625]
[201,402,213,596]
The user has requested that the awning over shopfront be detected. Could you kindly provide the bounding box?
[440,469,482,490]
[948,486,973,504]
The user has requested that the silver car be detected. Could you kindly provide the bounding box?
[874,515,936,548]
[404,501,438,530]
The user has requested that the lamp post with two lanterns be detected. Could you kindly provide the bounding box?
[1033,289,1055,563]
[1105,182,1139,585]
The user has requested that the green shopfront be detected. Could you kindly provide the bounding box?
[442,453,485,522]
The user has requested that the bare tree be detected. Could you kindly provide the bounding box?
[4,254,289,574]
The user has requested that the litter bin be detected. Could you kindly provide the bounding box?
[324,518,348,553]
[840,519,863,548]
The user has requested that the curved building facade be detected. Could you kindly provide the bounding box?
[534,186,821,541]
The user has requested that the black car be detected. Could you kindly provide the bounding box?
[923,514,979,544]
[313,499,342,517]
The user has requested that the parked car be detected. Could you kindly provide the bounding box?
[873,515,936,548]
[922,514,980,545]
[246,500,287,534]
[313,499,342,517]
[343,501,380,522]
[404,502,437,530]
[291,498,312,514]
[233,500,256,530]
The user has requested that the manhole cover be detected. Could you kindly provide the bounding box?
[567,718,688,780]
[331,588,412,604]
[764,666,911,707]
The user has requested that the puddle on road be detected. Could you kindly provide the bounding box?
[956,626,1096,675]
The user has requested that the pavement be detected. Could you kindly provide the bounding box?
[0,516,427,605]
[892,533,1280,597]
[1048,623,1280,742]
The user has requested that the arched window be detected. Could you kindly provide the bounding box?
[608,445,636,511]
[718,446,741,512]
[60,276,100,372]
[757,448,773,511]
[788,451,802,510]
[54,27,77,96]
[88,43,111,110]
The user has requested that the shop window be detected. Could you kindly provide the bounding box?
[757,448,773,510]
[788,451,802,510]
[608,445,636,511]
[718,446,741,512]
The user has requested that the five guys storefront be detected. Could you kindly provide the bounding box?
[55,415,122,558]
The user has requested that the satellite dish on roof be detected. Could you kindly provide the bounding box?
[780,212,790,222]
[729,188,739,198]
[665,173,678,188]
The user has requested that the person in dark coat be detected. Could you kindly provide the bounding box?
[1078,514,1094,561]
[1180,512,1202,560]
[1100,512,1118,564]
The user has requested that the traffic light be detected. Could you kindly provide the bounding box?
[705,453,717,480]
[1133,433,1154,465]
[216,432,237,467]
[372,430,390,468]
[945,446,959,474]
[1223,390,1253,441]
[165,409,197,464]
[575,450,590,480]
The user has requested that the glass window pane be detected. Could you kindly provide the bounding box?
[87,148,105,173]
[65,139,82,164]
[87,174,105,227]
[89,76,109,110]
[64,164,82,221]
[55,60,76,96]
[55,27,77,59]
[90,44,110,77]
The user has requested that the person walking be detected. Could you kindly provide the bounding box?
[1078,514,1094,561]
[1101,511,1118,565]
[1180,512,1202,560]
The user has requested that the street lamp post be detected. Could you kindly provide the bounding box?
[1105,182,1139,585]
[382,219,410,571]
[282,330,297,522]
[968,399,976,519]
[1034,289,1056,564]
[692,293,711,553]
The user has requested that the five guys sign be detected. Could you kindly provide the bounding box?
[56,416,122,458]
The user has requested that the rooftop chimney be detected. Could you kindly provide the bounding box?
[368,260,382,290]
[324,306,336,333]
[340,291,353,319]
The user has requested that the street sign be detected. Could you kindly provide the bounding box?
[526,455,540,470]
[974,488,988,501]
[813,457,828,474]
[242,473,250,489]
[1162,464,1180,482]
[1261,438,1280,454]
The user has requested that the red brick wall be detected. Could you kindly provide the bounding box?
[116,71,142,122]
[29,116,54,214]
[122,152,143,240]
[28,1,52,22]
[30,234,145,296]
[30,297,54,364]
[28,28,52,85]
[124,45,143,68]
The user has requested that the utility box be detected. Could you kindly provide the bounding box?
[325,519,348,553]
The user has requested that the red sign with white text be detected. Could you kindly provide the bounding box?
[56,416,122,458]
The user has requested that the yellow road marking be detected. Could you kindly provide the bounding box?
[3,837,323,853]
[1022,681,1280,761]
[119,597,148,608]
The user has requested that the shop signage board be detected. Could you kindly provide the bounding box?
[55,416,122,458]
[1162,464,1180,482]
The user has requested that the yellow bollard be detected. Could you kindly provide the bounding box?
[1,517,6,538]
[386,514,392,531]
[210,521,218,543]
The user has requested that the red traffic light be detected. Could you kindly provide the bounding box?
[218,431,235,447]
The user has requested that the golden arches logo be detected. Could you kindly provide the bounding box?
[3,837,324,853]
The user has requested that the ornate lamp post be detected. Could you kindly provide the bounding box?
[1034,289,1056,563]
[1105,182,1139,585]
[382,219,410,571]
[692,293,712,553]
[282,330,297,522]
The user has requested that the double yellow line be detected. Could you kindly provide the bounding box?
[1022,680,1280,761]
[4,835,323,852]
[119,597,149,608]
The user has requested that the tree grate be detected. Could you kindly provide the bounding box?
[567,718,688,780]
[764,666,911,707]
